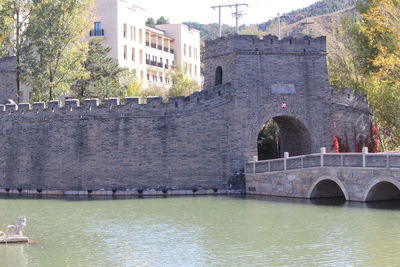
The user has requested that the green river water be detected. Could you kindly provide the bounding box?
[0,195,400,267]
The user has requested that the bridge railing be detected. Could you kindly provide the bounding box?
[246,147,400,174]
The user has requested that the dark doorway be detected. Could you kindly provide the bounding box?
[257,116,311,160]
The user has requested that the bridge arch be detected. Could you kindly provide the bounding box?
[363,177,400,202]
[307,176,349,200]
[257,115,312,160]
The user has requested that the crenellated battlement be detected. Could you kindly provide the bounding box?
[0,83,233,119]
[203,34,327,59]
[330,85,371,112]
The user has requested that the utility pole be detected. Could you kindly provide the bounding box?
[301,19,314,36]
[277,12,281,40]
[277,13,289,40]
[211,3,248,36]
[211,5,223,38]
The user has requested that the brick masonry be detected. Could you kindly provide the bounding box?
[0,35,373,194]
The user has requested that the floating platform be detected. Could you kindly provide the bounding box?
[0,236,29,244]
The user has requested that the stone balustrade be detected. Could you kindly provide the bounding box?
[246,147,400,174]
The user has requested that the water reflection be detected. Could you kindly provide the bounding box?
[0,243,29,267]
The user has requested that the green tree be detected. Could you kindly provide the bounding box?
[22,0,94,101]
[0,0,32,102]
[146,17,155,27]
[156,16,169,25]
[329,0,400,150]
[257,120,280,160]
[124,69,144,98]
[168,68,200,98]
[72,40,124,100]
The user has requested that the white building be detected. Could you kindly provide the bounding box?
[90,0,201,88]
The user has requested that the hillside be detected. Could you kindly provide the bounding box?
[264,7,358,53]
[259,0,357,31]
[184,0,357,42]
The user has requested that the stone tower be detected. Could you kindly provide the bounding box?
[202,35,334,186]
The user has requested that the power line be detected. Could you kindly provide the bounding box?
[211,3,249,37]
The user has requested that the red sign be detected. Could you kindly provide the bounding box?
[280,101,287,109]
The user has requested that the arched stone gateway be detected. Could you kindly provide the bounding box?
[363,178,400,202]
[258,116,312,160]
[308,177,348,200]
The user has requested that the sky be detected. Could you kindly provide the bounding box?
[138,0,320,25]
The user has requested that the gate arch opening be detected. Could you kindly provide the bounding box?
[257,116,311,160]
[309,179,346,199]
[365,182,400,202]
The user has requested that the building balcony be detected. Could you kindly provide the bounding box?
[157,62,163,68]
[89,29,104,37]
[165,64,169,69]
[151,43,156,48]
[170,48,174,54]
[146,41,150,46]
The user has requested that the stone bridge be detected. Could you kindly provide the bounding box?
[245,148,400,202]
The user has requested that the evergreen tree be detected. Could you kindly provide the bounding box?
[156,16,169,25]
[72,40,125,100]
[146,17,155,27]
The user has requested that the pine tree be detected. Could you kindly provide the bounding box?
[72,40,125,100]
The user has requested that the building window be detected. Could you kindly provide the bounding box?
[215,66,223,85]
[139,49,143,64]
[123,23,127,38]
[132,48,135,61]
[139,29,143,43]
[195,65,197,76]
[140,70,144,80]
[133,27,136,41]
[160,76,163,83]
[90,22,104,36]
[147,73,150,80]
[184,44,186,56]
[123,45,127,60]
[189,46,192,58]
[130,26,133,40]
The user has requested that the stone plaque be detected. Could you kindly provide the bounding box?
[271,84,296,94]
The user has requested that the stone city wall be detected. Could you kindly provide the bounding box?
[0,85,235,193]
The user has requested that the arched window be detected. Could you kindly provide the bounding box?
[215,66,223,85]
